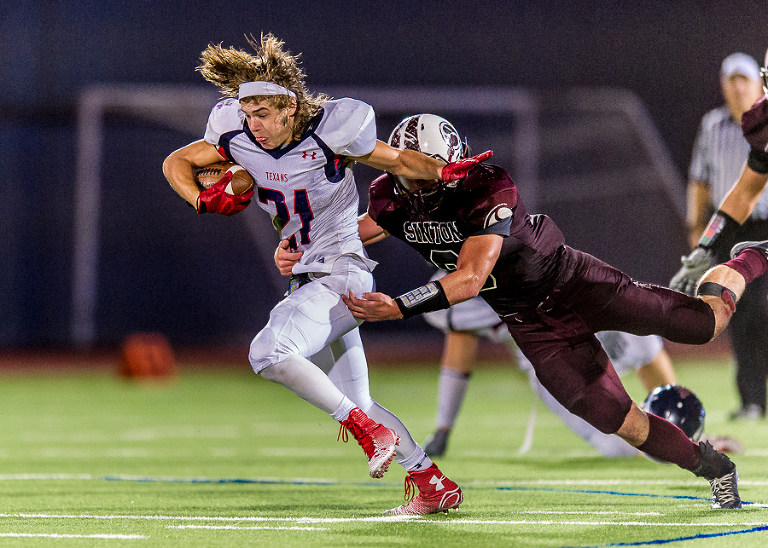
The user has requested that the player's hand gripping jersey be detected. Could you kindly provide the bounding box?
[205,97,378,274]
[368,164,567,313]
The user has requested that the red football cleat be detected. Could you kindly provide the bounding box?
[384,464,463,515]
[339,408,399,479]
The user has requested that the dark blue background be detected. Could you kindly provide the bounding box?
[0,1,764,348]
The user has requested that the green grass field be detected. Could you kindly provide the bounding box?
[0,355,766,547]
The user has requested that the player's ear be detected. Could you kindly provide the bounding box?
[287,98,297,117]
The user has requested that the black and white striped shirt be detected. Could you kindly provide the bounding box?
[689,105,768,220]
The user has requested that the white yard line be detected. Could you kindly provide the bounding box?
[0,533,146,539]
[169,525,324,531]
[1,513,765,528]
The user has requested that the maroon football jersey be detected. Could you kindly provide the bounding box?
[368,164,567,311]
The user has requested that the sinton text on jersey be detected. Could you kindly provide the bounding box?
[402,221,464,244]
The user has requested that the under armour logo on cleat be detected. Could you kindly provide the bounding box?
[430,475,445,491]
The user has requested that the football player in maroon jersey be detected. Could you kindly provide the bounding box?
[335,113,768,510]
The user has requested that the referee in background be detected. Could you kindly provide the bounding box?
[685,52,767,420]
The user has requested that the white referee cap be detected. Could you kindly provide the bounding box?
[721,52,760,81]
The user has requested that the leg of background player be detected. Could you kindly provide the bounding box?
[635,348,677,391]
[423,331,477,457]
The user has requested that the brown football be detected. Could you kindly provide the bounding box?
[193,162,254,195]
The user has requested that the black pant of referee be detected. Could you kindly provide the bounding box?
[716,217,768,419]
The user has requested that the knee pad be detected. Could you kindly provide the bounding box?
[249,327,291,373]
[568,392,631,435]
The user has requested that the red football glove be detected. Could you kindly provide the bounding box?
[197,171,254,216]
[441,150,493,182]
[742,95,768,153]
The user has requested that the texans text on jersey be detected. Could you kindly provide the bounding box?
[265,172,289,182]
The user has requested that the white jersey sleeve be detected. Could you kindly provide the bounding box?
[315,98,377,157]
[204,99,244,146]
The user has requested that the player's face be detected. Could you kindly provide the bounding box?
[399,177,438,193]
[241,99,296,150]
[721,74,764,120]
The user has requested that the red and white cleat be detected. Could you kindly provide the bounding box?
[339,408,399,479]
[384,464,463,515]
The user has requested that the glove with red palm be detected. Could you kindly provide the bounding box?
[441,150,493,182]
[197,171,254,216]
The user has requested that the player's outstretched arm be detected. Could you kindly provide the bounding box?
[341,234,502,322]
[721,94,768,221]
[671,112,768,295]
[718,165,768,223]
[352,141,492,182]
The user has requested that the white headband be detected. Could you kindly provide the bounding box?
[238,81,296,100]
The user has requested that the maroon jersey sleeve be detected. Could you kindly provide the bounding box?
[367,173,398,225]
[457,165,518,237]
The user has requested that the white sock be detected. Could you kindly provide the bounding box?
[330,398,357,422]
[435,368,471,429]
[259,354,346,414]
[364,401,426,469]
[397,446,434,472]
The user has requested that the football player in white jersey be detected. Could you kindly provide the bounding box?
[162,34,486,515]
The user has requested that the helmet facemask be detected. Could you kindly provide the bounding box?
[762,49,768,96]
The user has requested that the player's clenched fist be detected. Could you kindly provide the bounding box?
[197,173,254,216]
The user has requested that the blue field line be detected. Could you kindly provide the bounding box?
[496,486,711,503]
[559,524,768,547]
[102,475,336,486]
[100,475,757,506]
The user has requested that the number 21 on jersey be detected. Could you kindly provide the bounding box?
[258,187,315,250]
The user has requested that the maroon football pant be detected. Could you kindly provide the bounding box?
[505,247,716,435]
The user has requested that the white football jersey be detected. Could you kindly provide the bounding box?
[204,97,378,274]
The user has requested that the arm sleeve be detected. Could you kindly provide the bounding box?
[472,215,513,237]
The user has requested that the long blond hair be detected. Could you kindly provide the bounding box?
[197,34,327,141]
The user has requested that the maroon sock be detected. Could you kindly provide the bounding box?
[725,248,768,284]
[636,413,701,471]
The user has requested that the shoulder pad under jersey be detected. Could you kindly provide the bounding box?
[314,98,377,157]
[204,99,244,145]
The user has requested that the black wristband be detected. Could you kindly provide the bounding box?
[395,280,451,319]
[696,210,740,254]
[747,148,768,175]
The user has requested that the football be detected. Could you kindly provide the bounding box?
[194,162,254,195]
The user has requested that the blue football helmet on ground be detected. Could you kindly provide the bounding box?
[642,384,705,442]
